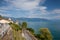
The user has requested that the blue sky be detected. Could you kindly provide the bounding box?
[0,0,60,19]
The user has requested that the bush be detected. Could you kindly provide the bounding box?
[39,28,53,40]
[22,22,27,28]
[27,28,34,34]
[10,23,21,31]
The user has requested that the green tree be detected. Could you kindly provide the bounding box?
[0,15,2,19]
[22,22,27,28]
[10,23,21,31]
[27,28,34,34]
[39,28,53,40]
[34,34,41,40]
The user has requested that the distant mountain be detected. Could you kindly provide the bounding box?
[2,16,51,22]
[16,18,50,22]
[3,16,60,22]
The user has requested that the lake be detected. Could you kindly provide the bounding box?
[12,18,60,40]
[26,21,60,40]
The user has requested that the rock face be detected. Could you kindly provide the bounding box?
[0,19,13,39]
[22,29,37,40]
[0,19,13,23]
[0,23,10,37]
[0,19,10,23]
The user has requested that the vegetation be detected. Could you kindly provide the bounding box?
[34,34,41,40]
[0,15,2,18]
[39,28,53,40]
[21,22,53,40]
[9,23,25,40]
[27,28,34,34]
[12,30,25,40]
[0,15,3,19]
[9,23,21,31]
[9,22,53,40]
[22,22,34,34]
[35,28,53,40]
[1,15,52,40]
[22,22,27,28]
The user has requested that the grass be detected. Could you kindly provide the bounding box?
[9,23,26,40]
[12,30,25,40]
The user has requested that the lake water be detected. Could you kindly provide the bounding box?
[26,21,60,40]
[12,18,60,40]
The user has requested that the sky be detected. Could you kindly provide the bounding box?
[0,0,60,19]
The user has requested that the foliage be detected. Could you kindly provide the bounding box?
[0,15,2,18]
[34,28,53,40]
[0,15,3,19]
[27,28,34,34]
[9,22,12,25]
[34,34,41,40]
[39,28,53,40]
[22,22,27,28]
[10,23,21,31]
[9,22,53,40]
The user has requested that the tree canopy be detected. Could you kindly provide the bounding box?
[22,22,27,28]
[10,23,21,31]
[27,28,34,34]
[39,28,53,40]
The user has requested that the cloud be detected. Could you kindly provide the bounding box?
[9,0,46,10]
[0,0,47,18]
[52,9,60,19]
[10,0,48,18]
[0,13,11,17]
[47,9,60,19]
[52,9,60,14]
[0,0,60,19]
